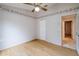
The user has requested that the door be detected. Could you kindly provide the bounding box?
[65,21,72,38]
[39,20,46,40]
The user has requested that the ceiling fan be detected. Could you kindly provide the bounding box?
[24,3,48,12]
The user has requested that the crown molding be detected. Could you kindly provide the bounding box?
[37,7,79,19]
[0,4,38,19]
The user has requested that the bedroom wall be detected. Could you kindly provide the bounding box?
[76,12,79,54]
[0,8,36,50]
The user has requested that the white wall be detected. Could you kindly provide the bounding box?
[0,9,36,50]
[76,13,79,54]
[46,15,61,45]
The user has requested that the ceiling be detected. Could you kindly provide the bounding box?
[0,3,56,18]
[0,3,79,18]
[1,3,55,11]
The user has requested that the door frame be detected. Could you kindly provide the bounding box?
[61,14,76,48]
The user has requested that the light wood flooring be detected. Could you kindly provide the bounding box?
[63,37,75,49]
[0,39,78,56]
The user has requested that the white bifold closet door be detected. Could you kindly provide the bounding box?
[39,20,46,40]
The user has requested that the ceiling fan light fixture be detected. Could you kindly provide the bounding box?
[35,7,40,12]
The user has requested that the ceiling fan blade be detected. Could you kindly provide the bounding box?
[32,9,35,12]
[41,7,47,11]
[24,3,36,7]
[39,6,47,11]
[24,3,33,5]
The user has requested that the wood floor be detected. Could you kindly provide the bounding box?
[0,39,78,56]
[63,37,75,49]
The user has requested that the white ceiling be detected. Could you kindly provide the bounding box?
[0,3,79,18]
[1,3,55,11]
[0,3,56,18]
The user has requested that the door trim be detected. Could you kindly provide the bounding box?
[61,14,76,48]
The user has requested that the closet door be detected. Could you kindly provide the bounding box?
[39,20,46,40]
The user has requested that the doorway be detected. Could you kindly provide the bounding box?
[61,15,76,49]
[65,21,72,38]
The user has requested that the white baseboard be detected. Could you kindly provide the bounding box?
[38,39,77,50]
[0,39,34,50]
